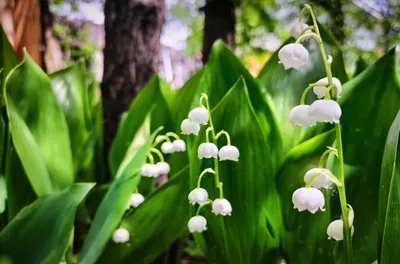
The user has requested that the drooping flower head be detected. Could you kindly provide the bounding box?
[308,99,342,124]
[327,220,355,241]
[289,105,316,127]
[188,216,207,233]
[172,139,186,152]
[303,168,333,189]
[161,142,174,154]
[278,43,309,70]
[212,198,232,216]
[198,142,219,159]
[292,187,325,213]
[188,188,209,205]
[129,193,145,208]
[181,119,200,136]
[218,145,240,161]
[112,228,130,243]
[189,106,209,125]
[156,162,170,175]
[141,163,160,178]
[290,22,311,39]
[313,77,342,99]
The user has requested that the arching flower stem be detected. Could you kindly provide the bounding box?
[318,147,338,168]
[196,200,212,216]
[305,171,342,188]
[150,148,164,162]
[216,130,231,145]
[197,168,216,188]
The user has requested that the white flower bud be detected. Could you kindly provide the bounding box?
[188,107,209,125]
[161,142,174,153]
[327,219,354,241]
[313,77,342,99]
[188,188,209,205]
[278,43,309,70]
[218,145,239,161]
[181,119,200,136]
[141,163,160,177]
[172,139,186,152]
[348,204,354,226]
[156,162,170,175]
[308,99,342,124]
[129,193,145,208]
[112,228,130,243]
[198,142,218,159]
[289,105,316,127]
[212,198,232,216]
[303,168,333,189]
[292,187,325,214]
[188,215,207,233]
[290,22,311,39]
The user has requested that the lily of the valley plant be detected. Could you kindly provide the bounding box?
[182,93,239,233]
[279,4,355,263]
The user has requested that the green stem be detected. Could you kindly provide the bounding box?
[196,200,211,216]
[216,130,231,145]
[197,168,216,188]
[219,182,224,199]
[152,135,171,147]
[147,153,155,164]
[318,147,338,168]
[335,123,353,263]
[151,148,164,162]
[306,171,342,188]
[300,82,324,105]
[296,32,322,43]
[205,127,213,143]
[165,132,180,140]
[299,25,314,36]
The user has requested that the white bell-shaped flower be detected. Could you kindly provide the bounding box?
[308,99,342,124]
[129,193,145,208]
[156,162,170,175]
[290,22,311,39]
[218,145,239,161]
[313,77,342,98]
[188,107,209,125]
[278,43,309,70]
[161,142,174,153]
[188,188,209,205]
[303,168,333,189]
[327,219,355,241]
[141,163,160,177]
[198,142,218,159]
[292,187,325,214]
[181,119,200,136]
[212,198,232,216]
[112,228,130,243]
[188,215,207,233]
[289,105,316,127]
[172,139,186,152]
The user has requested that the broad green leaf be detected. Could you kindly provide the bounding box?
[277,130,336,264]
[77,127,163,264]
[0,183,94,264]
[109,76,172,177]
[353,57,369,77]
[49,62,93,173]
[0,26,18,89]
[191,78,282,264]
[204,41,281,158]
[257,24,347,152]
[378,109,400,263]
[5,52,74,193]
[99,166,190,264]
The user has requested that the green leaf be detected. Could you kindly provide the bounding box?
[0,26,18,89]
[0,183,94,264]
[353,57,369,77]
[99,166,190,264]
[191,78,282,264]
[77,127,163,264]
[276,130,336,264]
[5,52,74,193]
[378,109,400,263]
[109,76,172,177]
[257,24,347,152]
[49,62,93,174]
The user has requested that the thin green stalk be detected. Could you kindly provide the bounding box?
[216,130,231,145]
[196,200,211,216]
[336,123,353,263]
[197,168,215,188]
[151,148,164,162]
[318,147,338,168]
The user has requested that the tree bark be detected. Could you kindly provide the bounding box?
[102,0,165,175]
[201,0,235,63]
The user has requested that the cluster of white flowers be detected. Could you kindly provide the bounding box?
[113,131,186,243]
[181,94,239,233]
[282,5,355,244]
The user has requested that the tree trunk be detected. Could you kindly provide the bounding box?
[201,0,235,63]
[102,0,165,175]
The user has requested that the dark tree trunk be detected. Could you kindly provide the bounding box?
[102,0,165,175]
[201,0,235,63]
